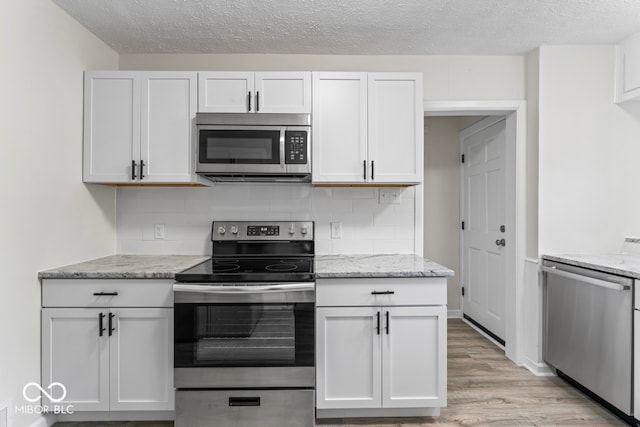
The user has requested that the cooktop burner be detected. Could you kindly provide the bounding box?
[175,221,315,284]
[175,257,314,283]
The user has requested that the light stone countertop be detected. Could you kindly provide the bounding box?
[315,254,454,278]
[541,253,640,280]
[39,253,454,280]
[38,255,209,280]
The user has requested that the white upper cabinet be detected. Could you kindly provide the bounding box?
[312,72,423,185]
[198,71,311,113]
[368,73,423,184]
[312,72,369,182]
[83,71,198,184]
[616,32,640,103]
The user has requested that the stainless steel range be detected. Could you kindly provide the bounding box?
[173,221,315,427]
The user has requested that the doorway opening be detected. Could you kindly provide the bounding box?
[423,101,526,365]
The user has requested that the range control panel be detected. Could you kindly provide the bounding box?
[212,221,314,241]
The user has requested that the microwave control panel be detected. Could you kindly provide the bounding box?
[285,131,308,164]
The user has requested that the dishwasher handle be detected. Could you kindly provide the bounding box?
[541,265,631,291]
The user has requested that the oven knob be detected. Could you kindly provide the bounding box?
[301,226,308,235]
[288,225,296,235]
[217,226,226,235]
[230,225,238,235]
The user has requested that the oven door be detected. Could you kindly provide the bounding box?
[196,126,286,174]
[173,283,314,388]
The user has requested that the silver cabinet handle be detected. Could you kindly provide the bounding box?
[541,266,630,291]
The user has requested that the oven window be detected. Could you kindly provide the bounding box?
[199,130,280,164]
[175,303,314,368]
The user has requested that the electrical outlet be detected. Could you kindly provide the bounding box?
[154,224,165,240]
[330,222,342,239]
[379,188,402,205]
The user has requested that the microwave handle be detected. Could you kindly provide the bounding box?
[279,128,285,167]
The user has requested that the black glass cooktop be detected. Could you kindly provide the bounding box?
[175,257,315,283]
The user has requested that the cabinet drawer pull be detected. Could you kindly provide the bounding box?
[140,160,145,180]
[385,311,390,335]
[363,160,367,180]
[256,91,260,112]
[371,160,375,180]
[376,311,381,335]
[98,313,106,337]
[108,313,115,336]
[248,92,252,112]
[93,292,118,296]
[229,397,260,407]
[131,160,137,180]
[371,290,395,295]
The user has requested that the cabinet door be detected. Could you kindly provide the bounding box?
[312,72,368,183]
[198,72,254,113]
[367,73,423,184]
[382,306,446,408]
[255,72,311,113]
[140,72,197,183]
[83,71,140,183]
[42,308,110,411]
[617,33,640,102]
[316,307,381,409]
[109,308,174,411]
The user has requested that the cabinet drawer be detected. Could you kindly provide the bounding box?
[316,277,447,307]
[42,279,173,308]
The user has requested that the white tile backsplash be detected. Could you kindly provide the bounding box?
[116,184,418,255]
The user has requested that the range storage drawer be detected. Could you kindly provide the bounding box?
[42,279,173,307]
[175,389,314,427]
[316,277,447,307]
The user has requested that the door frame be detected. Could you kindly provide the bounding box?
[423,100,526,366]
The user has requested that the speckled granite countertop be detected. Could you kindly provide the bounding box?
[39,254,453,280]
[542,254,640,280]
[315,254,454,278]
[38,255,209,280]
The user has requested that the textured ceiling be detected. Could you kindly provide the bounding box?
[51,0,640,55]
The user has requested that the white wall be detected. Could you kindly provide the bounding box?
[119,54,525,100]
[0,1,118,425]
[538,46,640,254]
[116,185,418,255]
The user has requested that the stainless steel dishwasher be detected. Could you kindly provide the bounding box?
[542,260,633,417]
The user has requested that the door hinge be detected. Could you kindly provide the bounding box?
[461,154,465,163]
[461,221,465,230]
[461,286,465,296]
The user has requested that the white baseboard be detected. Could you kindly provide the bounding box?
[27,415,51,427]
[522,358,555,377]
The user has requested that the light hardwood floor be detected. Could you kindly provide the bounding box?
[54,319,627,427]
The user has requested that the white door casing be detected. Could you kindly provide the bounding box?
[461,117,507,341]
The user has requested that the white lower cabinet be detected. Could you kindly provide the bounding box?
[315,278,447,417]
[41,280,174,412]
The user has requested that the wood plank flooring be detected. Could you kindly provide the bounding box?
[54,319,628,427]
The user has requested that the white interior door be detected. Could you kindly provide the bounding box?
[461,117,507,342]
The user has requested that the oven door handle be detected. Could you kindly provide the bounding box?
[173,283,314,293]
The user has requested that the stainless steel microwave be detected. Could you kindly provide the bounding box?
[195,113,311,183]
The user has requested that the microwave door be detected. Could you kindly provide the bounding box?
[197,127,285,174]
